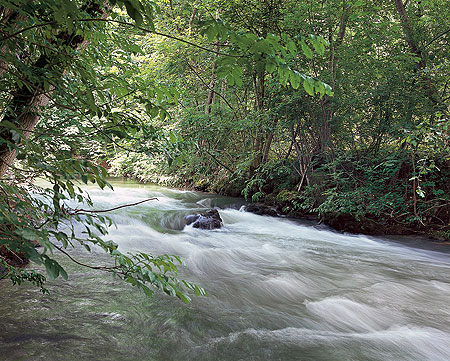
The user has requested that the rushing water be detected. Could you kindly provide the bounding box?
[1,180,450,361]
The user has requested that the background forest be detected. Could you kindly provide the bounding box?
[106,0,450,239]
[0,0,449,292]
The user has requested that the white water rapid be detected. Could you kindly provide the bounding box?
[1,180,449,361]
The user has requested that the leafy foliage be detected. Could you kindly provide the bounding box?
[0,0,212,300]
[104,0,450,238]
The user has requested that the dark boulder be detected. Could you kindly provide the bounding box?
[184,214,200,225]
[185,209,223,230]
[245,203,279,217]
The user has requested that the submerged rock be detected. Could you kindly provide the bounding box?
[185,209,223,230]
[184,214,200,225]
[245,203,279,217]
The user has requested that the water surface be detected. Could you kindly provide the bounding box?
[1,181,449,360]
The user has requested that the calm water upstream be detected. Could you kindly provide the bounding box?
[1,180,450,361]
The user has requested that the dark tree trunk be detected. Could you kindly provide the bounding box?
[315,1,350,159]
[393,0,440,106]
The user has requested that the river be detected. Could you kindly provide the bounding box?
[1,180,450,360]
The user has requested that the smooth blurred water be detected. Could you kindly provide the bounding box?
[1,180,449,361]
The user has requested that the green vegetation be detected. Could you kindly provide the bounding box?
[1,0,449,295]
[109,0,449,238]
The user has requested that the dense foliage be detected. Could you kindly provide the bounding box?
[109,0,450,239]
[0,0,213,298]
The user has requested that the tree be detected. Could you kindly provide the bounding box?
[0,0,206,301]
[0,0,331,297]
[113,0,450,238]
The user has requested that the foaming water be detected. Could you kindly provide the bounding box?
[1,181,449,361]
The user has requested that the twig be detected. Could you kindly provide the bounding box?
[187,61,237,113]
[425,28,450,49]
[423,203,450,214]
[0,18,245,58]
[194,143,234,173]
[71,197,158,214]
[0,186,12,211]
[51,242,116,271]
[0,21,55,42]
[77,18,244,58]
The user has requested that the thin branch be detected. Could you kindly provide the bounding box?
[34,217,53,230]
[186,61,237,113]
[0,29,72,57]
[0,21,55,42]
[0,18,244,58]
[425,28,450,49]
[0,185,12,211]
[0,160,39,174]
[71,197,158,214]
[80,18,244,58]
[51,242,116,271]
[423,202,450,214]
[195,143,234,173]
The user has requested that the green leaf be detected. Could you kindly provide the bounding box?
[309,35,325,55]
[134,10,143,27]
[290,71,301,89]
[286,40,297,54]
[265,60,276,74]
[231,66,242,87]
[60,267,68,280]
[303,78,315,96]
[278,66,289,86]
[44,259,60,280]
[124,1,136,20]
[324,83,334,96]
[301,40,313,59]
[15,228,38,241]
[206,26,218,42]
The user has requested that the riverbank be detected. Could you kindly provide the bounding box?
[227,191,450,244]
[107,169,450,244]
[107,145,450,243]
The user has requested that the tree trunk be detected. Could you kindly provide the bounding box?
[205,41,219,114]
[0,51,56,177]
[205,11,220,114]
[315,1,350,159]
[0,9,27,77]
[394,0,424,68]
[262,131,274,164]
[393,0,440,105]
[251,71,265,170]
[188,7,197,36]
[0,86,53,177]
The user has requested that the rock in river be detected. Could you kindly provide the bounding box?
[244,203,279,217]
[185,209,223,230]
